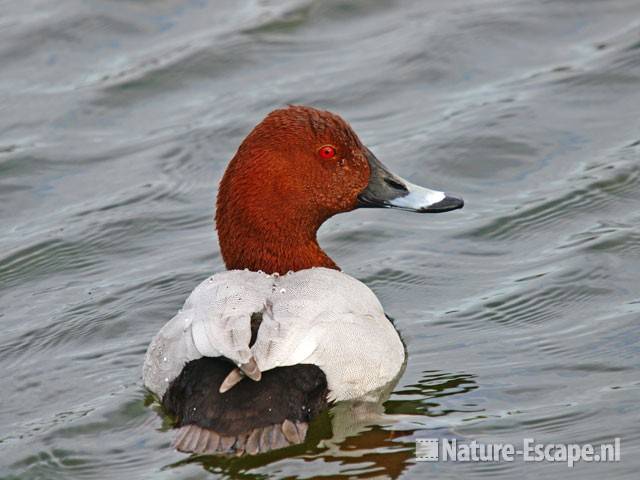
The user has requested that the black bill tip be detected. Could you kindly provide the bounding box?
[421,193,464,213]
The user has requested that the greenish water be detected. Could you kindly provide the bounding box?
[1,0,639,478]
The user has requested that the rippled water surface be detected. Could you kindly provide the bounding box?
[2,1,640,478]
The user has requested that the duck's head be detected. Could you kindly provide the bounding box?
[216,105,463,274]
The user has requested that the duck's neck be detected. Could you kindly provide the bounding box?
[218,230,338,274]
[216,192,338,274]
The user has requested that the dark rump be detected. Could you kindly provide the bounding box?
[161,357,329,454]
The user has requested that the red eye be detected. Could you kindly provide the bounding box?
[319,145,336,159]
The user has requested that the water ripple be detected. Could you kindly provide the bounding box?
[464,162,640,241]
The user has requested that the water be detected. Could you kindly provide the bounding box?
[1,0,639,478]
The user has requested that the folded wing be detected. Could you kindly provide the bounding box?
[143,268,404,402]
[143,270,274,398]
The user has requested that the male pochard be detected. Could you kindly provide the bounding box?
[143,106,463,455]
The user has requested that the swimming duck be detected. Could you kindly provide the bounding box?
[143,105,463,455]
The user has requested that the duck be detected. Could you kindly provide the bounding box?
[143,105,463,456]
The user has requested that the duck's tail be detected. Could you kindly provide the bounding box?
[171,418,309,455]
[161,357,328,456]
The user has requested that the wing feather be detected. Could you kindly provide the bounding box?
[143,270,274,397]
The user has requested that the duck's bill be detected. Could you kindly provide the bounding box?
[356,149,464,213]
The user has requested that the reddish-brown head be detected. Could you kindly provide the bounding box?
[216,105,463,274]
